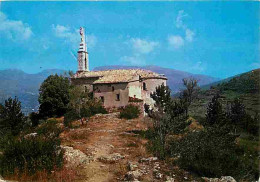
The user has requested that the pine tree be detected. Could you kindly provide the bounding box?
[0,97,25,135]
[150,83,172,112]
[206,94,226,127]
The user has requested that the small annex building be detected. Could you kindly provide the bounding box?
[71,27,167,110]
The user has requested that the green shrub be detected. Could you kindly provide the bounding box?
[64,109,79,128]
[169,129,258,181]
[147,134,166,159]
[64,86,108,127]
[0,120,64,177]
[36,119,62,138]
[64,100,107,127]
[90,103,108,115]
[119,105,140,119]
[29,112,41,127]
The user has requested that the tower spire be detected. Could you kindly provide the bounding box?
[77,27,89,72]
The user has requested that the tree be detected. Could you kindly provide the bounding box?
[180,77,200,116]
[150,83,172,112]
[146,83,188,158]
[66,86,89,125]
[205,94,226,127]
[229,99,259,135]
[64,86,107,127]
[38,74,71,118]
[228,98,246,133]
[0,97,25,136]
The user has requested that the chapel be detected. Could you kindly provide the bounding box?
[71,27,167,109]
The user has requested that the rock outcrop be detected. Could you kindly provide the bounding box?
[202,176,236,182]
[62,146,94,167]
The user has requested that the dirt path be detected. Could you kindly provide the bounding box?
[60,113,193,182]
[61,113,155,182]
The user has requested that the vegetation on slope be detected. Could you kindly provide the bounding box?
[0,98,63,179]
[0,74,107,181]
[189,68,260,117]
[145,76,259,181]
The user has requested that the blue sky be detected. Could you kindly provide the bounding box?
[0,1,259,79]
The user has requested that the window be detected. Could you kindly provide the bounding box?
[100,96,104,103]
[143,82,147,90]
[112,86,115,92]
[116,94,120,101]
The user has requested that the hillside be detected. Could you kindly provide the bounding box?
[189,68,260,117]
[0,69,66,114]
[94,65,220,94]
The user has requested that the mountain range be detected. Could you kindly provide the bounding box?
[0,66,221,113]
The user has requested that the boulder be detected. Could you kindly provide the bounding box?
[61,146,94,167]
[202,176,236,182]
[155,172,163,179]
[125,170,142,181]
[24,132,37,139]
[98,153,125,163]
[139,157,158,163]
[165,176,175,182]
[219,176,236,182]
[128,162,138,171]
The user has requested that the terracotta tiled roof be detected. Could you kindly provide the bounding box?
[72,69,167,84]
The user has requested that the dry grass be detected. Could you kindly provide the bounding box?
[67,130,89,140]
[109,161,128,178]
[4,167,79,182]
[133,145,147,158]
[4,168,48,182]
[52,167,79,182]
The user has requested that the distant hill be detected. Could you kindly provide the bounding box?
[189,68,260,117]
[94,65,220,94]
[216,69,260,94]
[0,69,66,114]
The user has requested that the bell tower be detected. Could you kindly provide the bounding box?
[77,27,89,72]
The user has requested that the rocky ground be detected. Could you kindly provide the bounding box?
[60,113,237,182]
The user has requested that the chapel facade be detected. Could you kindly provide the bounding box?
[71,27,167,109]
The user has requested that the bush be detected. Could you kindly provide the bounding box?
[64,109,79,128]
[29,112,41,127]
[0,119,64,177]
[169,129,258,181]
[64,86,108,127]
[36,119,62,138]
[90,103,108,115]
[119,105,140,119]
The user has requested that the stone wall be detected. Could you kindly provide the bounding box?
[71,76,167,113]
[93,83,129,108]
[128,81,142,99]
[71,77,99,92]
